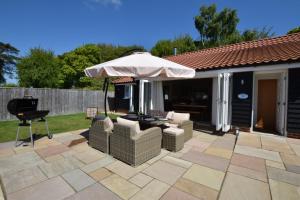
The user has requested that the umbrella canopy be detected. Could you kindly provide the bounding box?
[84,52,195,78]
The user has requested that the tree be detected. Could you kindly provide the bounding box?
[151,35,196,57]
[59,44,144,89]
[0,42,19,83]
[241,27,275,41]
[17,48,60,88]
[194,4,239,47]
[288,26,300,34]
[194,4,274,48]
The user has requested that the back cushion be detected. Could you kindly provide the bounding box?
[172,112,190,124]
[117,117,141,135]
[104,117,114,131]
[166,111,174,120]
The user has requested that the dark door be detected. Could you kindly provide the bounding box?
[256,79,277,132]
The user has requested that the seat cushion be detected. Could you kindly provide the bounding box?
[104,117,114,131]
[117,117,141,135]
[164,122,178,128]
[172,112,190,124]
[163,127,184,135]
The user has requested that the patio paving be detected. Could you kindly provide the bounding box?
[0,129,300,199]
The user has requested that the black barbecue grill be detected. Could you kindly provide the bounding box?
[7,96,52,146]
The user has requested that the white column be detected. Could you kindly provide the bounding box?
[222,72,232,132]
[139,80,145,113]
[216,72,232,132]
[129,85,134,112]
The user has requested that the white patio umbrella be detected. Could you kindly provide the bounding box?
[84,52,195,115]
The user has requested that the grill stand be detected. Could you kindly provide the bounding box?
[15,118,52,147]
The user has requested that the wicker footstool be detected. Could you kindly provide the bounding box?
[162,127,184,152]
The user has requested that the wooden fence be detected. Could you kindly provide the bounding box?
[0,87,113,121]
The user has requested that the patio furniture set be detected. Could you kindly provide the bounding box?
[89,111,193,166]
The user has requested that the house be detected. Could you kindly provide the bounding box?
[114,32,300,138]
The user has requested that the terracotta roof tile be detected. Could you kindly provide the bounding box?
[166,32,300,70]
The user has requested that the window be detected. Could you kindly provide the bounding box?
[124,85,130,99]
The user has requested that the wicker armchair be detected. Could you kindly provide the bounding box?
[165,112,193,142]
[110,124,162,166]
[178,120,193,142]
[89,120,112,153]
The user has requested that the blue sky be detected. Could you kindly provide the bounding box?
[1,0,300,83]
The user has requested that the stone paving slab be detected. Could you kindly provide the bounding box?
[269,179,300,200]
[0,148,15,158]
[44,154,64,162]
[64,183,121,200]
[7,176,75,200]
[88,168,112,181]
[290,144,300,156]
[174,178,218,200]
[130,179,170,200]
[80,155,115,173]
[285,164,300,174]
[0,152,45,175]
[73,148,106,164]
[0,185,4,200]
[35,144,70,158]
[0,141,15,150]
[143,160,186,185]
[204,147,232,159]
[1,166,47,194]
[38,156,84,178]
[219,172,271,200]
[265,160,285,170]
[196,133,218,143]
[183,164,225,191]
[280,153,300,166]
[210,138,235,150]
[181,150,229,172]
[54,134,84,144]
[100,174,140,199]
[228,164,267,182]
[230,153,266,172]
[234,145,282,162]
[161,156,192,169]
[106,160,149,179]
[185,138,210,151]
[14,145,34,154]
[146,149,169,164]
[161,187,200,200]
[129,173,153,188]
[62,169,95,192]
[237,133,262,148]
[267,166,300,186]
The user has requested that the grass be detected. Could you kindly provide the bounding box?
[0,112,119,143]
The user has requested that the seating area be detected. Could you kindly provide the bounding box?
[88,111,193,166]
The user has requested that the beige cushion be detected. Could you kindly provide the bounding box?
[164,122,178,128]
[104,117,114,131]
[117,117,141,134]
[172,112,190,124]
[166,111,174,120]
[163,127,184,135]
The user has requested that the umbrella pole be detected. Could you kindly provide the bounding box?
[104,78,109,116]
[103,78,109,116]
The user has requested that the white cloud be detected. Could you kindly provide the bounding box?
[84,0,122,9]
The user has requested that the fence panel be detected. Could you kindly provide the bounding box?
[0,87,113,121]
